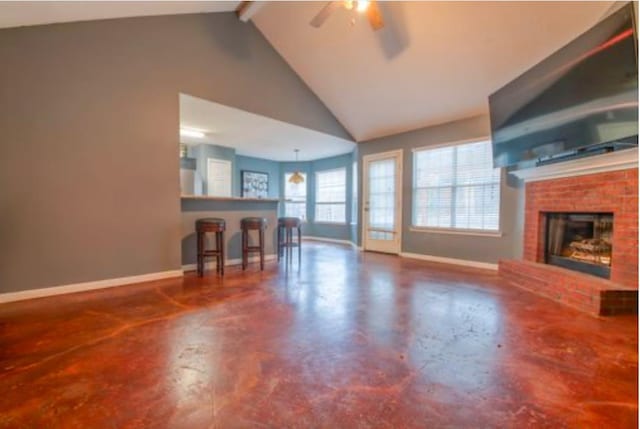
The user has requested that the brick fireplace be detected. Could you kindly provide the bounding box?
[499,154,638,316]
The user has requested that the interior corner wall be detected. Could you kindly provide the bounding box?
[357,114,523,264]
[280,152,356,242]
[0,12,350,293]
[190,144,236,196]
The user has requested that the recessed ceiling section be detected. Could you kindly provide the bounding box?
[252,1,613,141]
[179,93,356,162]
[0,1,239,29]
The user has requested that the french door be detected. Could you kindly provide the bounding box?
[362,150,403,254]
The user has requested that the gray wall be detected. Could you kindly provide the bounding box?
[189,143,236,195]
[357,114,523,264]
[181,199,279,264]
[0,12,350,293]
[280,152,357,241]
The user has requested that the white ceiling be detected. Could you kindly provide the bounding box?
[0,1,239,29]
[252,1,615,141]
[179,93,356,162]
[2,1,619,144]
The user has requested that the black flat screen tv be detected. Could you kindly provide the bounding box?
[489,3,638,169]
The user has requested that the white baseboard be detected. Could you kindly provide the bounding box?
[303,236,358,247]
[400,252,498,271]
[182,254,277,272]
[0,270,184,304]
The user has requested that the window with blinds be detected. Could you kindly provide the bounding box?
[284,172,307,221]
[315,168,347,223]
[412,140,501,231]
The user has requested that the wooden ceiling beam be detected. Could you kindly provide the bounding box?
[236,1,266,23]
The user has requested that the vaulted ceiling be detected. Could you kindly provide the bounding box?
[252,1,615,141]
[0,1,239,29]
[0,1,618,143]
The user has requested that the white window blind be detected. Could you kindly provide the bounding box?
[413,140,500,231]
[315,168,346,223]
[284,173,307,221]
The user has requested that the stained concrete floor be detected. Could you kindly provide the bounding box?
[0,242,637,428]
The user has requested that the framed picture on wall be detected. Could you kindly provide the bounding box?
[241,170,269,198]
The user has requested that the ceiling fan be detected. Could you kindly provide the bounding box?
[310,1,384,31]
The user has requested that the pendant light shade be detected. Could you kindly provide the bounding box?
[288,171,305,184]
[288,149,305,184]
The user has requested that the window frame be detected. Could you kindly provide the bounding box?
[314,167,348,225]
[283,171,308,222]
[351,161,358,225]
[411,137,502,236]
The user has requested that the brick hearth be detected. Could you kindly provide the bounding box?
[499,167,638,316]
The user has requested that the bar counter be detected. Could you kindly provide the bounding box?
[181,195,279,269]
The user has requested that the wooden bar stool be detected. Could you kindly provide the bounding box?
[277,217,302,265]
[196,218,225,276]
[241,217,267,271]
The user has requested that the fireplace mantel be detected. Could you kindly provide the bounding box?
[510,148,638,183]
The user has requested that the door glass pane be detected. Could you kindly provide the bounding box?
[368,158,395,241]
[369,231,394,240]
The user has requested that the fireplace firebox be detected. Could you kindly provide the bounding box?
[545,212,614,279]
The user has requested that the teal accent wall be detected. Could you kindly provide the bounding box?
[280,152,357,242]
[187,146,357,242]
[189,144,235,195]
[235,155,280,199]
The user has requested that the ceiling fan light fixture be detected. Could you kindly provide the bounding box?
[356,0,370,13]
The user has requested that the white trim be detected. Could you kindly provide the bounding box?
[411,140,503,235]
[303,236,359,247]
[314,166,345,176]
[409,227,503,237]
[510,148,638,183]
[313,221,348,226]
[314,167,347,224]
[400,252,498,271]
[411,136,490,152]
[0,270,183,304]
[362,149,403,254]
[362,148,404,162]
[182,254,277,272]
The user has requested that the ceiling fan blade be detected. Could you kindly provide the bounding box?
[310,1,341,28]
[367,1,384,31]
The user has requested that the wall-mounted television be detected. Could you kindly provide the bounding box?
[489,3,638,169]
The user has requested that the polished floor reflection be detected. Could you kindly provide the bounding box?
[0,242,637,428]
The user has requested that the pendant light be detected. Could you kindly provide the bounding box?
[288,149,305,184]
